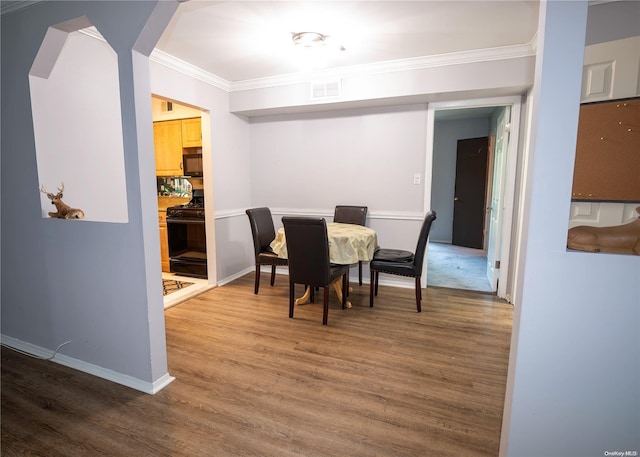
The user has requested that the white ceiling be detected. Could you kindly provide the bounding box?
[156,0,540,83]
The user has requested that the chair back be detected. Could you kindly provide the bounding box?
[333,205,368,226]
[246,207,276,257]
[412,211,437,274]
[282,217,332,287]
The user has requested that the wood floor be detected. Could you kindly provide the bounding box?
[1,273,513,457]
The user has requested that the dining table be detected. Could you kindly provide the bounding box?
[270,222,379,308]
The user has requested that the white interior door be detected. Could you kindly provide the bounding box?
[486,106,510,290]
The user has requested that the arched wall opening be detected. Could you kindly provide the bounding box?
[30,19,128,222]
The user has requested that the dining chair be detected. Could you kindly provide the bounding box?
[333,205,368,286]
[246,207,288,294]
[369,211,437,312]
[282,217,349,326]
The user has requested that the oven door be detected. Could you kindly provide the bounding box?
[166,218,207,278]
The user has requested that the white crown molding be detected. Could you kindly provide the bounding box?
[0,0,40,16]
[230,42,536,92]
[147,42,535,94]
[150,48,232,92]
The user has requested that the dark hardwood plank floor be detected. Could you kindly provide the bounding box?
[1,273,513,457]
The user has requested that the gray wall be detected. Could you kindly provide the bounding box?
[1,1,175,390]
[430,117,491,243]
[585,0,640,46]
[250,105,427,213]
[501,2,639,455]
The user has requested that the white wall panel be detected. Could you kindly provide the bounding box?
[570,35,640,228]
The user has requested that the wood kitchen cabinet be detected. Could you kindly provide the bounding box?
[181,117,202,148]
[159,211,170,272]
[154,120,183,176]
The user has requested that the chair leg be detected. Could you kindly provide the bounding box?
[358,261,363,286]
[270,265,277,286]
[369,270,375,307]
[289,281,295,318]
[415,277,422,313]
[322,287,330,325]
[310,286,315,303]
[375,271,379,296]
[254,265,260,294]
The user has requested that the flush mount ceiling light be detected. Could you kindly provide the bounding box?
[292,31,324,47]
[291,31,345,71]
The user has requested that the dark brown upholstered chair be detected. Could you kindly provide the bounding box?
[333,205,368,285]
[369,211,436,312]
[282,217,349,326]
[246,207,288,294]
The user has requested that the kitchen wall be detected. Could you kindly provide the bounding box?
[151,96,201,122]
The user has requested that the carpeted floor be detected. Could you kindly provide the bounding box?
[427,242,493,292]
[162,279,193,296]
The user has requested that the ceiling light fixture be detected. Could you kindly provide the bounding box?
[291,31,345,71]
[292,32,326,47]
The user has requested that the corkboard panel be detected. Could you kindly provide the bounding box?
[571,97,640,202]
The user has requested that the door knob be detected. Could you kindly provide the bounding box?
[454,197,459,201]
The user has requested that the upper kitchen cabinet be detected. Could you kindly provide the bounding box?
[181,117,202,148]
[154,120,183,176]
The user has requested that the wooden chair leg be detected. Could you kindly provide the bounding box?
[289,281,295,318]
[270,265,277,286]
[369,270,375,307]
[358,261,363,286]
[415,277,422,313]
[322,287,330,325]
[375,271,380,296]
[254,265,260,294]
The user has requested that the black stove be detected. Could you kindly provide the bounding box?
[166,189,205,220]
[166,189,207,279]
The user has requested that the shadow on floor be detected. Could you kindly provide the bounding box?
[427,242,493,293]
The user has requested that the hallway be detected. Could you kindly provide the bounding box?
[427,242,493,293]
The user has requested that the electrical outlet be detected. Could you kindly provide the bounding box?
[413,173,421,185]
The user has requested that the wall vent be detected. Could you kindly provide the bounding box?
[310,79,341,99]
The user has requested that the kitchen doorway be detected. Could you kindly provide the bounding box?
[151,95,216,308]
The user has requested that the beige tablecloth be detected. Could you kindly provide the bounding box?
[270,222,378,265]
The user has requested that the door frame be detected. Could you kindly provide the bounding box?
[424,96,522,301]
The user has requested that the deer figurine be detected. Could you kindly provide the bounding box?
[567,207,640,255]
[40,183,85,219]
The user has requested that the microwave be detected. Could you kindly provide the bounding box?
[182,153,203,177]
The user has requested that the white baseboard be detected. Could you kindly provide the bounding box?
[0,334,174,395]
[217,266,254,286]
